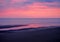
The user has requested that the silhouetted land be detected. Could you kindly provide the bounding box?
[0,26,60,42]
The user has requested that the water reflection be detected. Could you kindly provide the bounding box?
[0,23,60,31]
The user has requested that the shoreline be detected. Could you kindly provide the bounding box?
[0,25,60,31]
[0,26,60,42]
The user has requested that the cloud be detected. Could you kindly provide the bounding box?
[0,0,60,17]
[0,0,33,9]
[0,0,60,11]
[33,0,60,2]
[43,2,60,8]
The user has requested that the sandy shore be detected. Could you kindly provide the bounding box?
[0,26,60,42]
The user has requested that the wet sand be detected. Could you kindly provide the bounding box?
[0,26,60,42]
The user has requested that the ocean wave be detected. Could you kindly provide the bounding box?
[0,24,60,31]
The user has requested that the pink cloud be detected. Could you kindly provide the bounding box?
[0,2,60,18]
[11,0,28,3]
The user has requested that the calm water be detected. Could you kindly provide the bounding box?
[0,18,60,26]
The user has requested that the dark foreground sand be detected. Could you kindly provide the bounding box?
[0,26,60,42]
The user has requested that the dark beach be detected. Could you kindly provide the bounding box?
[0,25,60,42]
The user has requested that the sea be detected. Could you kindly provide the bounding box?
[0,18,60,26]
[0,18,60,30]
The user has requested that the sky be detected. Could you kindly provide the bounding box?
[0,0,60,18]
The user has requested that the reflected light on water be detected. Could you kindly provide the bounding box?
[0,24,41,31]
[27,24,41,28]
[0,23,60,31]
